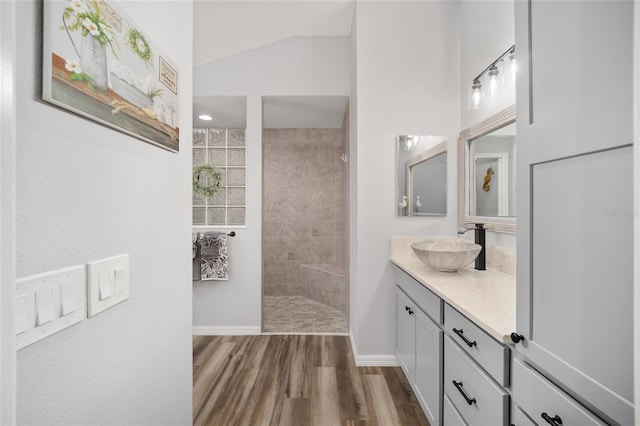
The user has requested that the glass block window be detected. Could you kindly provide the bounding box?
[193,128,246,226]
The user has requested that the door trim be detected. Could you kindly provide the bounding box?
[0,0,17,423]
[634,0,640,424]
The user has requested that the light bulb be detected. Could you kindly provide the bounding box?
[471,80,482,110]
[508,51,516,81]
[488,65,500,98]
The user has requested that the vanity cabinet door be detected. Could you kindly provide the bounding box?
[514,1,633,425]
[415,308,443,426]
[396,287,415,382]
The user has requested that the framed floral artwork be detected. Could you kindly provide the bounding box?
[42,0,181,152]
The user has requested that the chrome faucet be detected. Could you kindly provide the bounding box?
[458,223,486,270]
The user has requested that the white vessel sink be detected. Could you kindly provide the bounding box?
[411,238,482,272]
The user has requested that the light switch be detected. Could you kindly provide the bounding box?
[15,295,29,334]
[16,265,86,350]
[36,288,54,326]
[87,254,130,317]
[114,267,126,292]
[60,282,77,316]
[98,271,112,300]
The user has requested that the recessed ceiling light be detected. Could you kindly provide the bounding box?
[198,114,213,121]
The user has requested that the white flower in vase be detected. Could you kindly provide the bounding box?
[64,58,82,74]
[68,0,87,14]
[82,18,100,36]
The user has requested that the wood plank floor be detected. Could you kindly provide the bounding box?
[193,335,430,426]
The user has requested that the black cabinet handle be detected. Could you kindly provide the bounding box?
[452,380,476,405]
[511,332,525,344]
[453,328,477,347]
[408,308,414,315]
[405,306,410,311]
[541,412,562,425]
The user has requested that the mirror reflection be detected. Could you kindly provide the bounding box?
[396,136,447,216]
[468,122,516,217]
[457,106,516,233]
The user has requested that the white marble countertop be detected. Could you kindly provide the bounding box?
[390,237,516,344]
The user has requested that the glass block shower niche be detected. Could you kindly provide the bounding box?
[193,128,246,226]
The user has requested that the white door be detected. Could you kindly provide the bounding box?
[514,1,634,425]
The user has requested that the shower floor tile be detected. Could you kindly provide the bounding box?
[263,295,348,334]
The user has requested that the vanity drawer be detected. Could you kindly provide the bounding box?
[394,266,442,324]
[444,303,509,386]
[512,359,607,426]
[443,394,467,426]
[513,406,536,426]
[444,336,509,426]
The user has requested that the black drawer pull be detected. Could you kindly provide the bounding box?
[408,308,414,315]
[452,380,476,405]
[453,328,477,347]
[511,332,525,344]
[541,412,562,425]
[405,306,410,311]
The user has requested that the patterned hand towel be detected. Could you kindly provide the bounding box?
[192,233,201,281]
[199,232,229,281]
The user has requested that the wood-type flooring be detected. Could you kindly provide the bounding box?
[193,335,430,426]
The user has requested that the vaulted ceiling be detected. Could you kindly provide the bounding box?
[193,1,355,65]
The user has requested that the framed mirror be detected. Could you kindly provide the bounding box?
[396,136,447,216]
[457,105,516,233]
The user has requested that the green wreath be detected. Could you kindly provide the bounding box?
[126,27,153,67]
[193,164,223,199]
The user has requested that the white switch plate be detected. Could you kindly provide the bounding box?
[15,265,86,350]
[87,254,129,317]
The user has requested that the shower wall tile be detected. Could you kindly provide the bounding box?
[263,128,348,301]
[286,261,307,285]
[263,213,306,238]
[263,237,291,262]
[310,212,337,237]
[263,260,288,284]
[309,189,335,213]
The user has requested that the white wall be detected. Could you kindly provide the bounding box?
[459,0,516,249]
[15,1,193,424]
[193,36,350,330]
[195,36,351,96]
[351,1,460,358]
[460,0,515,130]
[0,1,17,423]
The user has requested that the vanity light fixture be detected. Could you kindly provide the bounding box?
[198,114,213,121]
[468,45,515,110]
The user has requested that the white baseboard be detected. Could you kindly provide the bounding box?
[192,326,261,336]
[349,329,399,367]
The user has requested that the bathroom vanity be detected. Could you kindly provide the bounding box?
[391,237,616,425]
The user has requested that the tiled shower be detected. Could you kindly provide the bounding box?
[262,113,350,333]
